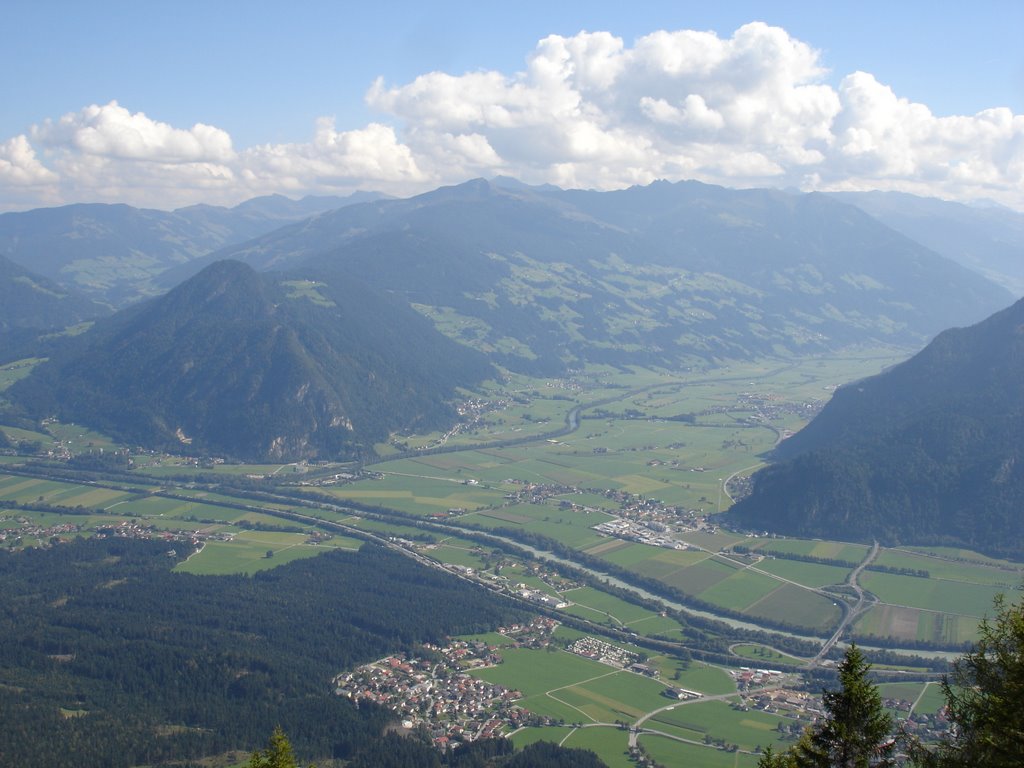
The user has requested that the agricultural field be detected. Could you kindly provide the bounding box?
[177,532,360,575]
[745,538,871,563]
[638,734,759,768]
[45,422,123,452]
[0,425,55,446]
[851,603,980,646]
[509,726,637,768]
[322,469,508,515]
[136,460,316,479]
[742,584,841,633]
[903,546,1024,569]
[752,558,852,590]
[910,682,948,715]
[674,663,740,696]
[426,542,491,570]
[873,548,1023,588]
[460,502,613,549]
[556,727,633,768]
[860,571,1008,617]
[589,541,843,632]
[875,681,941,717]
[472,645,682,726]
[561,586,669,628]
[649,699,797,753]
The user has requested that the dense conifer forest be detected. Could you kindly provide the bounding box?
[0,539,526,767]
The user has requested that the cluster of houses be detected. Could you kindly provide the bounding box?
[0,515,81,547]
[591,518,689,549]
[411,394,518,450]
[695,390,822,426]
[497,616,560,643]
[731,666,785,689]
[92,520,230,549]
[568,636,643,669]
[333,642,525,745]
[0,516,228,552]
[515,585,571,609]
[501,480,581,507]
[902,704,954,744]
[595,487,720,531]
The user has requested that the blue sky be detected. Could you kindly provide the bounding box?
[2,1,1022,210]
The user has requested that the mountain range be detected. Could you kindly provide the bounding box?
[6,260,492,461]
[2,178,1020,464]
[181,178,1011,374]
[728,295,1024,559]
[0,191,387,305]
[830,191,1024,296]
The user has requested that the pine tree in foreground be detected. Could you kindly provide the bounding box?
[759,644,894,768]
[248,725,313,768]
[909,594,1024,768]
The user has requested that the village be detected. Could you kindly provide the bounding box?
[333,617,560,749]
[0,515,229,552]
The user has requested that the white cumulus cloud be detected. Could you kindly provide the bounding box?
[0,135,61,209]
[31,101,235,163]
[0,135,57,186]
[367,22,847,189]
[241,119,424,192]
[2,23,1023,211]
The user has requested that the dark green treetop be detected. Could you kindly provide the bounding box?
[759,644,894,768]
[248,726,310,768]
[911,594,1024,768]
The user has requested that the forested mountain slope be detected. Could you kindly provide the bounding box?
[6,260,492,461]
[0,253,106,332]
[0,539,525,768]
[729,296,1024,559]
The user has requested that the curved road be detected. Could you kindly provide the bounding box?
[811,540,879,665]
[628,685,784,749]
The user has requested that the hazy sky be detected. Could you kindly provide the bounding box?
[2,1,1022,211]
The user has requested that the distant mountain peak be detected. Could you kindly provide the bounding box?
[489,175,563,193]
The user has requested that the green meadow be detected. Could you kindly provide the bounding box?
[747,538,870,562]
[674,663,739,696]
[638,734,761,767]
[460,502,613,549]
[873,548,1023,588]
[753,558,853,589]
[176,533,358,575]
[471,645,674,725]
[560,585,667,626]
[860,571,1008,616]
[557,727,633,768]
[650,699,797,752]
[0,358,43,391]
